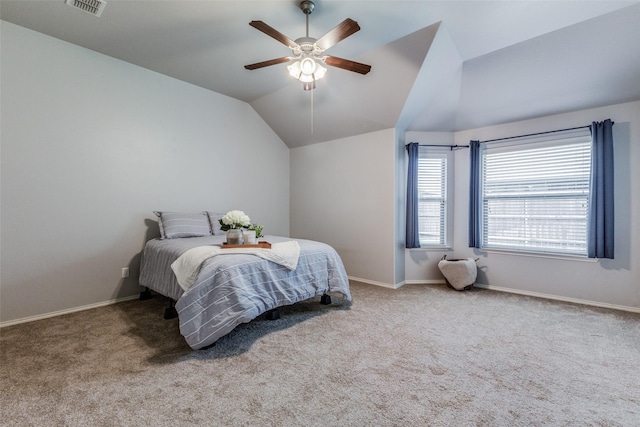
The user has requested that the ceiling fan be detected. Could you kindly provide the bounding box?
[244,0,371,90]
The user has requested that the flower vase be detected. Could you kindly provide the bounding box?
[243,230,256,244]
[226,229,243,245]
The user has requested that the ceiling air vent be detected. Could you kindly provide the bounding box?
[65,0,107,17]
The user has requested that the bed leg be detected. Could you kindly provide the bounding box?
[265,309,280,320]
[320,294,332,305]
[164,299,178,320]
[139,287,153,300]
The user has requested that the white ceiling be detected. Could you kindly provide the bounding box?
[2,0,640,148]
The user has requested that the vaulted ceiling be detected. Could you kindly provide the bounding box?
[2,1,640,148]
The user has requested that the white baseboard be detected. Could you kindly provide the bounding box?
[0,294,140,328]
[348,277,447,289]
[347,276,400,289]
[474,283,640,314]
[404,279,447,286]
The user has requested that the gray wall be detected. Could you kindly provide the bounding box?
[1,22,290,324]
[290,129,397,286]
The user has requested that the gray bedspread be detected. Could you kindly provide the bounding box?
[139,235,351,349]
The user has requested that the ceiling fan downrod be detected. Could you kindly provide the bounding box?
[300,1,315,37]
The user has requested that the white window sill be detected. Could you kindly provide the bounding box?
[408,245,453,252]
[480,249,598,263]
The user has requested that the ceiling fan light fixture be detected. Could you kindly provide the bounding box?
[287,57,326,88]
[300,57,316,74]
[287,61,302,79]
[310,60,326,80]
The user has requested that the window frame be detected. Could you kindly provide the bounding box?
[477,129,592,257]
[416,146,454,248]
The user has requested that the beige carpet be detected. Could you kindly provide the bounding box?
[1,282,639,426]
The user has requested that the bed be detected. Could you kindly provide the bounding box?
[139,233,351,350]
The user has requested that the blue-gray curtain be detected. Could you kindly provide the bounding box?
[406,142,420,248]
[468,140,481,248]
[588,119,615,259]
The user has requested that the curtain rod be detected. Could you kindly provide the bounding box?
[478,123,612,144]
[408,143,470,151]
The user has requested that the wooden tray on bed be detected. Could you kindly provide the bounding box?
[221,241,271,249]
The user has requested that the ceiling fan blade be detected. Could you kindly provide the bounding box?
[249,21,298,49]
[244,57,291,70]
[315,18,361,51]
[324,56,371,75]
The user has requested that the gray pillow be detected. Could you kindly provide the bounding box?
[154,211,212,239]
[206,212,227,235]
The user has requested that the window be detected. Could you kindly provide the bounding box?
[479,129,592,256]
[417,147,451,246]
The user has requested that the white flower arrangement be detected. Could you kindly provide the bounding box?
[219,210,251,231]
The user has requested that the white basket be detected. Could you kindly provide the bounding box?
[437,255,478,290]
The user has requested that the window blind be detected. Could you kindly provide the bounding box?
[481,131,592,255]
[418,148,447,245]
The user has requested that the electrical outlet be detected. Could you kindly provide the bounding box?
[121,267,129,278]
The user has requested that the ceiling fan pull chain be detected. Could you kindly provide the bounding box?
[310,85,314,134]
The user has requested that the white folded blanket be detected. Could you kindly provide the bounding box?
[171,241,301,291]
